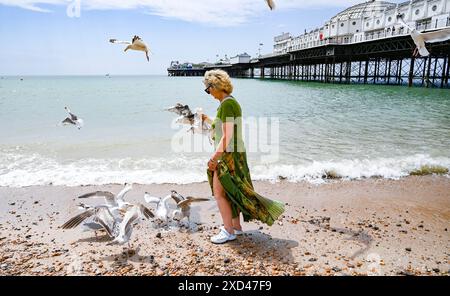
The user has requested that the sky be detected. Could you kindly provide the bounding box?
[0,0,405,75]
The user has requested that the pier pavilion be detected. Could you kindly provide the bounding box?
[168,0,450,88]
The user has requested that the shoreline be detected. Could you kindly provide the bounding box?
[0,175,449,276]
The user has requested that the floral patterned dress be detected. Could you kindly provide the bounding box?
[207,96,285,226]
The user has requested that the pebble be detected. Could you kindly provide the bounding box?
[156,233,162,239]
[405,248,412,252]
[224,258,230,264]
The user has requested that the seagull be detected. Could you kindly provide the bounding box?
[77,183,133,216]
[170,190,210,225]
[144,192,173,224]
[109,35,151,62]
[110,203,154,246]
[61,205,119,239]
[397,14,450,57]
[167,103,213,143]
[166,103,193,117]
[62,107,84,129]
[62,203,153,247]
[188,107,213,143]
[74,202,108,237]
[266,0,275,10]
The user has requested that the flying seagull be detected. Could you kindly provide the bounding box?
[166,103,213,143]
[397,14,450,57]
[144,192,173,224]
[188,107,213,143]
[170,190,210,225]
[62,107,84,130]
[266,0,275,10]
[109,35,151,62]
[166,103,193,117]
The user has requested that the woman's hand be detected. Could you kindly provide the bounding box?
[207,158,218,171]
[202,114,213,125]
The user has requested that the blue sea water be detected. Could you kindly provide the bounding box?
[0,75,449,186]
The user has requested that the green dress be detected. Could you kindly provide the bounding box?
[207,96,285,226]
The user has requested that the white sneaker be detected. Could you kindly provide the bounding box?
[234,228,244,235]
[210,227,237,244]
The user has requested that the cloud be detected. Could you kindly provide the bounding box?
[0,0,375,26]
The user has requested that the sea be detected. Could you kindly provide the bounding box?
[0,75,449,187]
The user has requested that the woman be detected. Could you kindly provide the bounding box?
[202,69,285,244]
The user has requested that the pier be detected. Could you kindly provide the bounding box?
[167,0,450,88]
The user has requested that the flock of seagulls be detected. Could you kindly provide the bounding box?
[61,184,210,247]
[166,103,213,143]
[144,190,210,225]
[396,13,450,57]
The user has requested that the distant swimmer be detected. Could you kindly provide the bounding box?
[109,35,152,62]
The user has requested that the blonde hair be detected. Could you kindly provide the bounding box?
[203,69,233,94]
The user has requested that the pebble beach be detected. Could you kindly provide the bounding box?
[0,175,448,276]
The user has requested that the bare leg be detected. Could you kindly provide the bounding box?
[232,210,242,231]
[212,171,234,234]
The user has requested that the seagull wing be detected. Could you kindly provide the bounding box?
[144,193,161,204]
[120,204,152,238]
[421,28,450,43]
[61,208,96,229]
[396,16,414,31]
[69,112,78,121]
[62,117,75,125]
[120,204,153,236]
[116,185,131,202]
[109,39,131,45]
[170,191,184,204]
[181,105,193,117]
[77,191,118,208]
[178,197,210,208]
[94,207,116,237]
[266,0,275,10]
[137,203,154,219]
[167,109,182,116]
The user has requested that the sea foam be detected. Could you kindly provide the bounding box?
[0,152,449,187]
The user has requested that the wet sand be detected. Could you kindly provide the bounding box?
[0,175,449,276]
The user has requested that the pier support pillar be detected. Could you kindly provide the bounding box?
[408,57,415,87]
